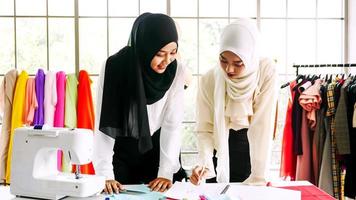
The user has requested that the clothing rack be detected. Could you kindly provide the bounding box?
[293,63,356,76]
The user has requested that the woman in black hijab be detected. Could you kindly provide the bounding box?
[93,13,185,193]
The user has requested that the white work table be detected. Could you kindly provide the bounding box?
[0,181,334,200]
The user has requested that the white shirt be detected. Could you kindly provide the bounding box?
[93,62,185,181]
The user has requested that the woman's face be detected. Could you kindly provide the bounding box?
[219,51,245,79]
[150,42,178,74]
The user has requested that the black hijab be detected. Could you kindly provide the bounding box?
[99,13,178,153]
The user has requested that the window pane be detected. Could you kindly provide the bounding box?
[79,18,107,74]
[288,0,316,18]
[175,18,198,74]
[48,0,74,16]
[171,0,197,17]
[261,0,286,18]
[230,0,256,18]
[0,18,15,72]
[16,0,46,16]
[108,18,134,55]
[79,0,106,16]
[287,20,316,74]
[260,19,286,74]
[48,18,75,73]
[181,123,197,151]
[199,0,228,17]
[109,0,138,16]
[181,124,198,170]
[184,76,198,121]
[317,20,343,68]
[0,0,14,15]
[16,18,47,73]
[90,75,99,114]
[140,0,166,14]
[199,19,228,74]
[318,0,342,18]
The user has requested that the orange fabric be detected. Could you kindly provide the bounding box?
[280,81,297,180]
[73,70,95,175]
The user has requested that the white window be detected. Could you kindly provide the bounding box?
[0,0,345,179]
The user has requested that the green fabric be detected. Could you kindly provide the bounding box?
[64,74,78,129]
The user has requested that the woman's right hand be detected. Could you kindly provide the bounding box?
[189,166,209,185]
[104,179,124,194]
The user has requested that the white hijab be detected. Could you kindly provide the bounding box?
[214,19,261,182]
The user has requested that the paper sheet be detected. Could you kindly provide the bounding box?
[104,185,165,200]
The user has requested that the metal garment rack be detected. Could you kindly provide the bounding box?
[293,63,356,76]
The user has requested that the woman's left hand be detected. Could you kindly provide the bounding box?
[148,177,172,192]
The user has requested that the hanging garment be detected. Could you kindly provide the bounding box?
[75,70,95,174]
[280,80,297,180]
[299,79,322,129]
[44,71,57,126]
[295,110,314,184]
[292,80,306,156]
[325,82,340,199]
[344,84,356,198]
[33,69,45,125]
[64,74,78,129]
[334,78,351,155]
[0,70,18,183]
[313,82,328,186]
[23,78,38,125]
[6,70,29,183]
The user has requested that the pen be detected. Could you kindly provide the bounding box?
[220,184,230,194]
[198,165,206,184]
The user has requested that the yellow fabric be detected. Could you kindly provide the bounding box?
[5,71,28,183]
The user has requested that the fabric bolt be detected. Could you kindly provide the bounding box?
[0,70,17,183]
[33,69,45,125]
[6,71,29,183]
[64,74,78,129]
[44,71,57,126]
[75,70,95,175]
[23,78,38,125]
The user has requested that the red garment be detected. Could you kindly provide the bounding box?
[73,70,95,175]
[280,81,297,180]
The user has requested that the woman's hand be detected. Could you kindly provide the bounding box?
[104,179,125,194]
[148,177,172,192]
[189,165,209,185]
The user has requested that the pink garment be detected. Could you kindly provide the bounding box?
[299,79,322,129]
[296,110,314,184]
[298,81,312,93]
[44,71,57,126]
[54,71,66,127]
[23,78,38,125]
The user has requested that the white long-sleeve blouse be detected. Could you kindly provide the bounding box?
[196,58,278,184]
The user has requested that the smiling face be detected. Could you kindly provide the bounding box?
[150,42,178,74]
[219,50,245,79]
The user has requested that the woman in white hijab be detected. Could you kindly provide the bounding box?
[190,19,278,185]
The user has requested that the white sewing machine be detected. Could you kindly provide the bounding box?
[10,127,105,200]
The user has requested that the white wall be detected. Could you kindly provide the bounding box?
[348,0,356,63]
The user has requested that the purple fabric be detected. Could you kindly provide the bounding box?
[33,69,45,125]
